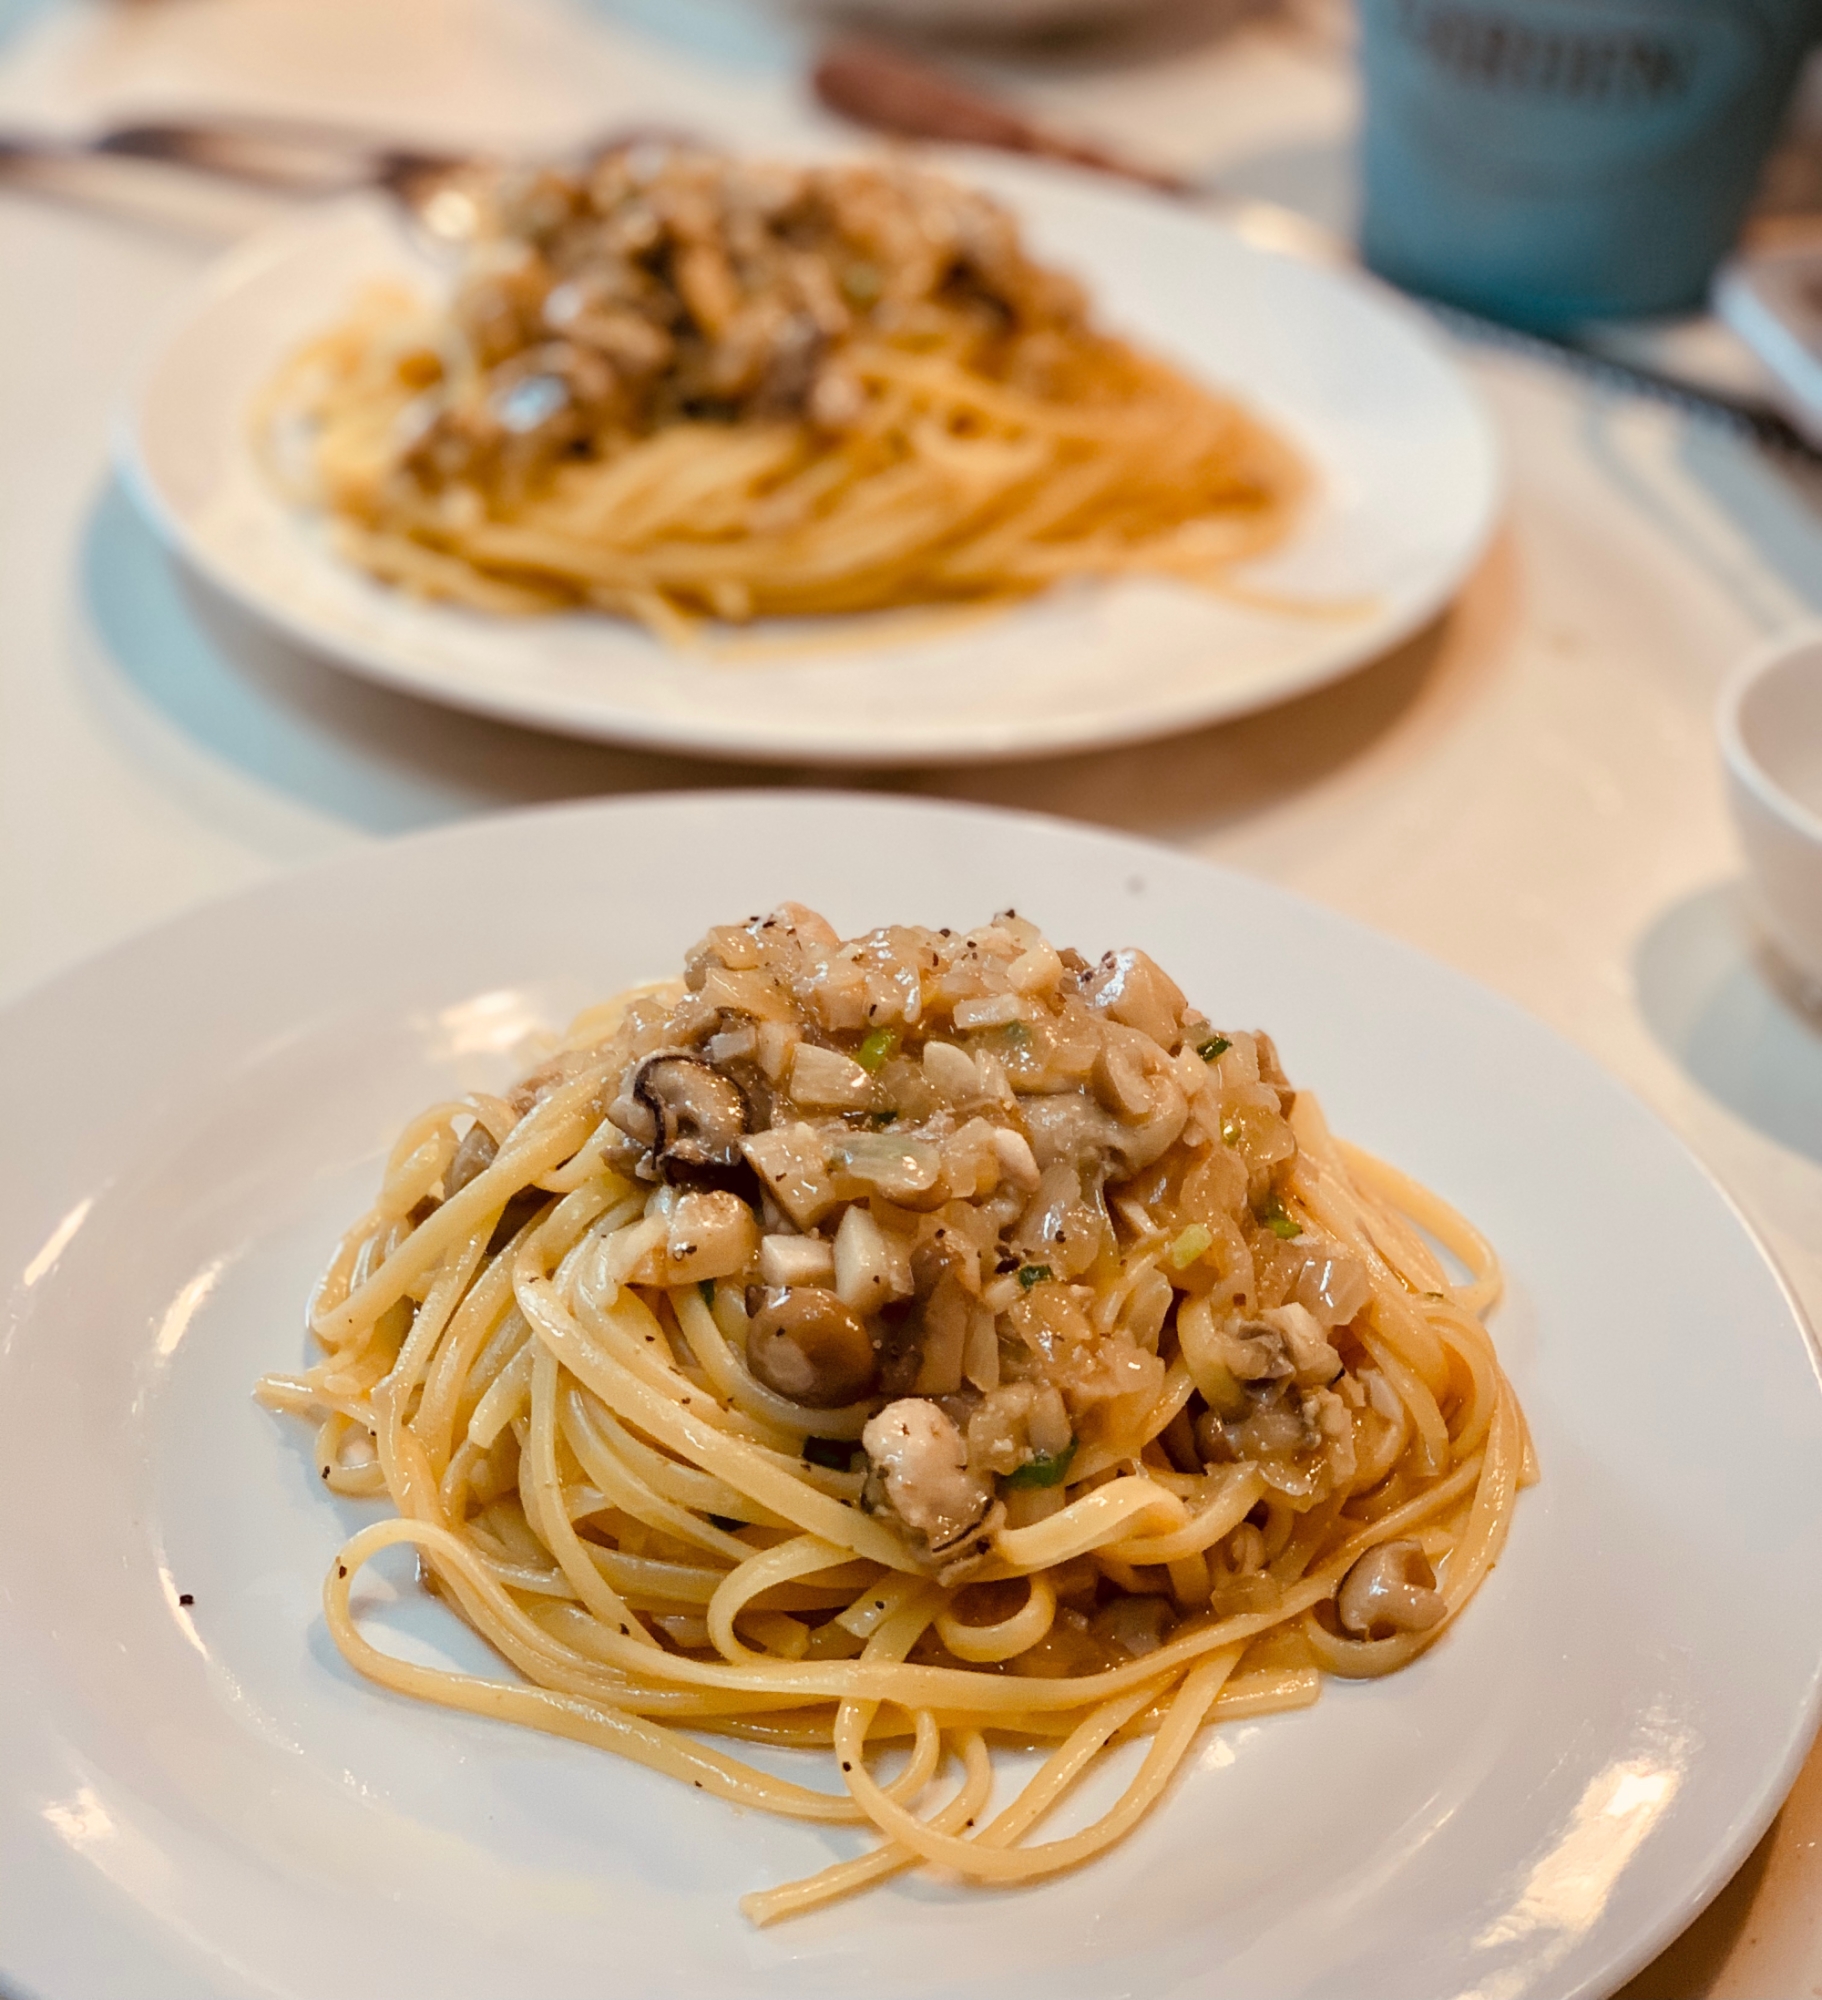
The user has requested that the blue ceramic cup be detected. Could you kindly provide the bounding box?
[1359,0,1822,327]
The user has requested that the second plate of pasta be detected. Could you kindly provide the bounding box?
[121,150,1498,764]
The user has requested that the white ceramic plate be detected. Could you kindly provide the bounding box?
[119,156,1499,765]
[2,794,1816,2000]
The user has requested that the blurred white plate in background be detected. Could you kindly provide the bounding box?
[121,153,1499,764]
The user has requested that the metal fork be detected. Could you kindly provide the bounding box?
[0,113,468,213]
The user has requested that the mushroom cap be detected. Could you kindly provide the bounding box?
[629,1050,752,1187]
[746,1285,878,1408]
[1336,1539,1446,1640]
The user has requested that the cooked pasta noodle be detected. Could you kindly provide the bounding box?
[255,146,1306,638]
[259,906,1532,1918]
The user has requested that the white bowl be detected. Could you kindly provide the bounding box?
[1719,627,1822,990]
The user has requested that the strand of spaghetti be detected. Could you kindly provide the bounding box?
[313,1410,385,1497]
[375,1128,452,1217]
[525,1346,661,1648]
[557,1382,756,1563]
[252,1374,376,1424]
[380,1224,490,1413]
[336,1510,820,1722]
[992,1478,1187,1570]
[325,1522,875,1820]
[1102,1468,1264,1566]
[516,1268,920,1571]
[972,1682,1170,1851]
[1305,1388,1522,1678]
[1358,1328,1452,1479]
[935,1572,1057,1665]
[566,1386,792,1526]
[741,1658,1317,1747]
[413,1252,526,1471]
[672,1284,876,1442]
[707,1537,855,1664]
[313,1073,612,1341]
[1427,1305,1500,1459]
[1323,1450,1487,1579]
[832,1647,1242,1883]
[332,1511,1334,1712]
[1069,1360,1197,1483]
[561,1270,798,1448]
[1340,1141,1502,1311]
[742,1730,994,1927]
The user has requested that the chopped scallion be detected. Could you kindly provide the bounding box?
[1169,1223,1213,1270]
[698,1278,717,1305]
[1196,1034,1232,1062]
[1017,1264,1053,1290]
[1003,1439,1076,1489]
[1258,1193,1302,1240]
[856,1027,898,1072]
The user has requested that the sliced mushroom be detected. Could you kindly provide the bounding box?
[862,1396,993,1549]
[788,1041,873,1110]
[746,1286,878,1407]
[445,1120,500,1198]
[663,1189,758,1284]
[759,1232,835,1288]
[825,1130,944,1207]
[1082,947,1189,1051]
[1336,1540,1446,1640]
[629,1051,750,1185]
[832,1202,911,1315]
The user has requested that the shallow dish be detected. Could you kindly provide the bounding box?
[120,154,1499,765]
[2,793,1817,2000]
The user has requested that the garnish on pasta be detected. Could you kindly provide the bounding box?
[259,907,1531,1919]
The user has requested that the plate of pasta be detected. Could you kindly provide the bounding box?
[120,145,1498,764]
[1,793,1819,2000]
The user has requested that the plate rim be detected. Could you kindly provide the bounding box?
[0,788,1814,2000]
[114,160,1504,767]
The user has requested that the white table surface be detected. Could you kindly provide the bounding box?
[2,1,1821,1993]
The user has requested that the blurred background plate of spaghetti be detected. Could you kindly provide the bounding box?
[2,794,1820,2000]
[119,150,1499,766]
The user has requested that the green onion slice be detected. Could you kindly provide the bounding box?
[1003,1439,1077,1489]
[1258,1192,1302,1240]
[855,1027,898,1072]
